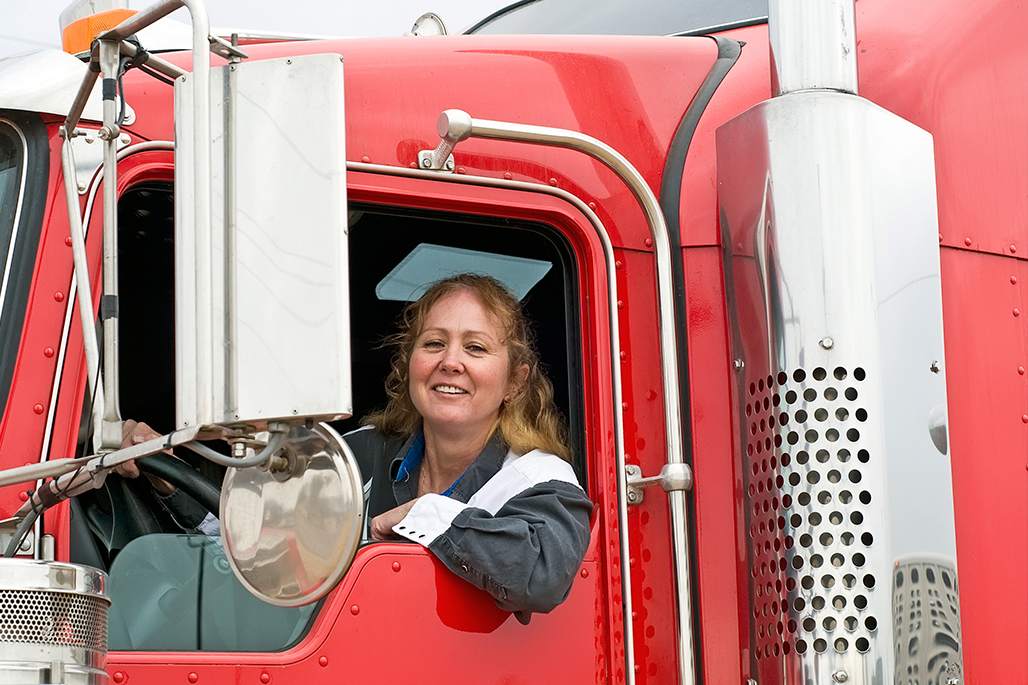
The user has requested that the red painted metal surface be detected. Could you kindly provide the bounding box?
[123,35,718,252]
[940,248,1027,684]
[107,547,603,683]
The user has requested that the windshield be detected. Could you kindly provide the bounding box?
[469,0,767,35]
[0,116,42,420]
[0,122,23,292]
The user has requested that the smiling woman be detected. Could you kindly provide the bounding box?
[345,273,591,621]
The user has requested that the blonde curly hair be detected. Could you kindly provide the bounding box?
[364,273,569,461]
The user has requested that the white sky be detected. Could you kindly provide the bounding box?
[2,1,510,57]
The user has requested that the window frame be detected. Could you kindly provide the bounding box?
[0,113,49,420]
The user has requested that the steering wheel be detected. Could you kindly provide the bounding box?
[138,454,222,515]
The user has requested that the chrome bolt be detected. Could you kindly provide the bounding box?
[626,490,638,504]
[445,158,455,171]
[18,536,32,553]
[421,157,432,168]
[832,671,849,683]
[97,125,119,141]
[733,358,745,371]
[930,360,941,373]
[819,336,835,350]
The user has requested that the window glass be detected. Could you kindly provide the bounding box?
[470,0,767,36]
[0,122,22,280]
[108,535,316,651]
[376,243,552,302]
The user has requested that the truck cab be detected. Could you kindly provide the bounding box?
[0,0,1025,684]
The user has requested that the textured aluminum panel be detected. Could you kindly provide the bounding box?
[175,54,351,427]
[718,91,961,684]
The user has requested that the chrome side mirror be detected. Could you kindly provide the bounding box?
[221,423,364,606]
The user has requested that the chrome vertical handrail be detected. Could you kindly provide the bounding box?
[428,110,696,685]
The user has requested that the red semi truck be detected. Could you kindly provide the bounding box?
[0,0,1024,683]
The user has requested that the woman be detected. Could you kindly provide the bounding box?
[345,274,592,620]
[117,274,591,619]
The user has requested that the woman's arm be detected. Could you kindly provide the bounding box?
[387,451,592,619]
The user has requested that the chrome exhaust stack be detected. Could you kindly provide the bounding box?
[768,0,858,95]
[717,1,962,683]
[0,559,110,684]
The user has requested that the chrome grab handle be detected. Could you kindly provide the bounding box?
[625,463,693,505]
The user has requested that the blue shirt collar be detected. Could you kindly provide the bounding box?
[391,430,466,498]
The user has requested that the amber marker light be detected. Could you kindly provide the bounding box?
[60,7,138,57]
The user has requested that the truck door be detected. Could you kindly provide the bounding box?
[60,166,625,682]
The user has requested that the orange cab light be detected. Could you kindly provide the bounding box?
[62,8,138,56]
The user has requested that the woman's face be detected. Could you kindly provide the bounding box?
[408,289,517,442]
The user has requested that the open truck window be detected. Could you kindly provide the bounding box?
[71,184,584,651]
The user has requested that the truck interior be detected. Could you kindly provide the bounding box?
[69,179,586,651]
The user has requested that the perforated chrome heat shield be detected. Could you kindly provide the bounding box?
[717,92,962,684]
[0,559,110,684]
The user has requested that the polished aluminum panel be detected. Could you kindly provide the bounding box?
[718,91,960,684]
[221,423,363,607]
[0,559,110,684]
[175,53,351,428]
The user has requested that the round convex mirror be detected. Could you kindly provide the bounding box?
[221,423,363,607]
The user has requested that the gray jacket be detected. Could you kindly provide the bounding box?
[343,427,592,622]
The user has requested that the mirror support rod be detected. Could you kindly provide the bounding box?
[428,109,697,685]
[85,0,212,445]
[59,136,104,412]
[97,39,123,448]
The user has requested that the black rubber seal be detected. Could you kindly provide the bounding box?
[464,0,539,34]
[100,294,119,320]
[657,35,743,683]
